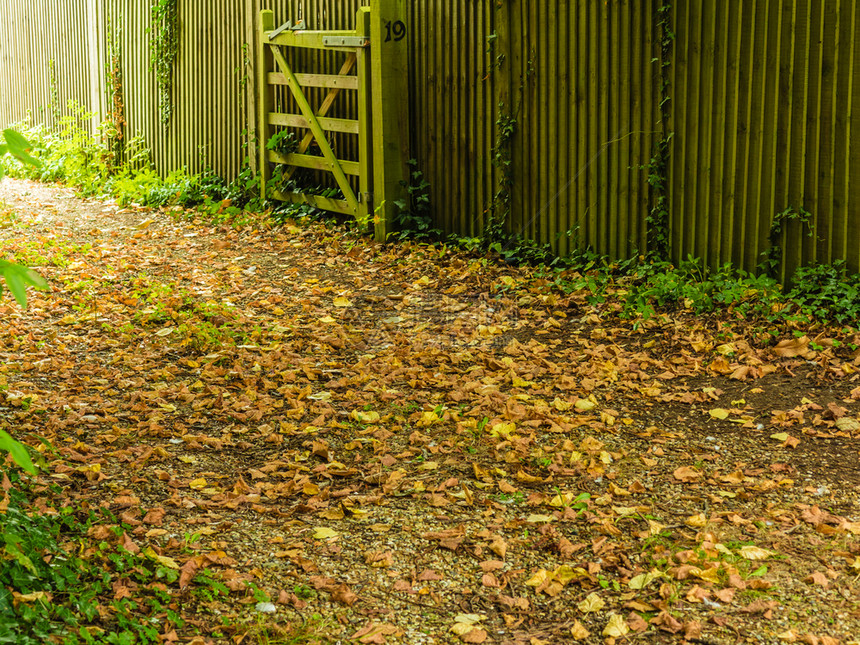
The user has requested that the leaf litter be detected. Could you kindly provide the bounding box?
[1,177,860,644]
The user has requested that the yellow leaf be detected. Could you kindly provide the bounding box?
[602,613,630,637]
[333,296,352,308]
[489,422,516,438]
[694,567,722,584]
[553,565,579,585]
[770,432,789,442]
[525,569,549,587]
[575,399,596,412]
[629,569,662,590]
[453,614,484,626]
[525,514,554,524]
[739,545,773,560]
[313,527,339,540]
[709,408,730,420]
[155,327,174,337]
[319,315,336,324]
[351,410,380,424]
[418,411,440,426]
[450,623,474,636]
[570,620,590,640]
[686,513,708,528]
[143,547,179,570]
[577,592,605,613]
[549,492,574,507]
[189,478,207,490]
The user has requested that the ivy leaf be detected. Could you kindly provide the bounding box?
[0,429,37,474]
[2,129,41,166]
[0,260,49,308]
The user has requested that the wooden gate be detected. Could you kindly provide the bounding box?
[256,2,409,241]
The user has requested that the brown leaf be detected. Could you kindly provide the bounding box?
[142,507,166,525]
[489,536,508,558]
[804,571,829,589]
[741,599,779,616]
[118,532,140,555]
[626,611,648,632]
[331,584,358,606]
[684,621,703,640]
[350,622,400,644]
[461,629,488,643]
[651,611,684,633]
[773,336,812,358]
[481,572,501,588]
[673,466,702,482]
[179,558,199,588]
[479,560,505,572]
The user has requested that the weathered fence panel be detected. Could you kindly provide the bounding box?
[0,0,858,276]
[669,0,860,280]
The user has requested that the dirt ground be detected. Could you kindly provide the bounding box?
[1,176,859,645]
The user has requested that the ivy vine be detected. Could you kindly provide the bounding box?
[646,3,675,261]
[105,20,125,166]
[759,205,815,278]
[48,59,60,123]
[486,104,517,243]
[149,0,180,127]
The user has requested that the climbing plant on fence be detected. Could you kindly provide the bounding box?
[646,2,674,261]
[149,0,180,126]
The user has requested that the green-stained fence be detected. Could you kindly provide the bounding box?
[0,0,857,277]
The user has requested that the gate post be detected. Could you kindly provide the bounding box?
[356,7,373,231]
[257,10,275,197]
[370,0,410,242]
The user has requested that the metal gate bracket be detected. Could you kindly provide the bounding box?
[322,36,369,48]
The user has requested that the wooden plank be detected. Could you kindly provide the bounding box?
[85,0,105,134]
[370,0,410,241]
[269,112,360,134]
[257,10,275,195]
[266,29,363,51]
[268,150,360,176]
[285,53,357,180]
[271,189,354,215]
[356,6,373,229]
[268,44,359,211]
[268,71,359,90]
[246,0,258,173]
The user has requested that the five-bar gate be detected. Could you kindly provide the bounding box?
[257,2,409,241]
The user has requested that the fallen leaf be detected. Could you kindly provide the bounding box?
[739,545,773,560]
[577,592,605,613]
[602,613,630,637]
[313,527,339,540]
[569,620,590,640]
[673,466,702,482]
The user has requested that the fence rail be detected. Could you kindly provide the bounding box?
[0,0,857,277]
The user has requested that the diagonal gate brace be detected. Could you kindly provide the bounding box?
[269,45,359,212]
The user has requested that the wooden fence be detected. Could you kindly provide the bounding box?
[0,0,857,277]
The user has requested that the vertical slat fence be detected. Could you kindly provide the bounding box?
[0,0,858,276]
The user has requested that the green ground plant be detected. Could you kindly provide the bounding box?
[4,113,858,331]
